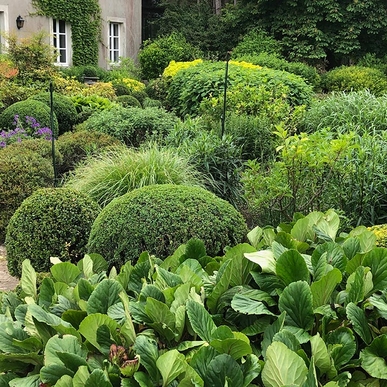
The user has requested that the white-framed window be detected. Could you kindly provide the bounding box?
[109,22,121,62]
[53,19,69,65]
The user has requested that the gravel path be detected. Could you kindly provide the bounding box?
[0,245,19,291]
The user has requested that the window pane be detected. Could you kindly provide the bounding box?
[59,20,66,33]
[53,19,57,33]
[113,38,118,50]
[59,35,66,49]
[60,50,66,63]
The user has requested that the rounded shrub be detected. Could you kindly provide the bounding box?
[139,32,202,80]
[80,105,179,147]
[56,130,121,175]
[0,99,59,136]
[0,146,54,242]
[64,144,207,207]
[167,60,312,117]
[232,28,283,57]
[116,95,142,108]
[6,187,101,277]
[322,66,387,95]
[29,92,78,135]
[234,53,321,89]
[87,184,248,268]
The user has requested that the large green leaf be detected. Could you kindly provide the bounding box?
[345,266,371,305]
[310,333,331,374]
[133,335,160,383]
[0,353,43,368]
[261,341,308,387]
[244,250,276,274]
[247,226,263,248]
[145,298,176,342]
[346,303,373,345]
[202,354,244,387]
[210,329,252,359]
[342,237,361,260]
[262,312,286,359]
[190,345,218,382]
[276,250,310,285]
[154,266,183,289]
[9,375,40,387]
[273,330,301,353]
[43,335,86,367]
[78,313,118,353]
[87,279,124,314]
[326,327,356,370]
[28,304,80,339]
[38,277,56,308]
[85,369,113,387]
[40,364,74,385]
[363,248,387,294]
[231,294,275,316]
[51,262,81,285]
[360,335,387,379]
[73,366,90,387]
[53,375,73,387]
[279,281,314,330]
[225,243,257,286]
[156,349,186,387]
[241,354,261,387]
[207,259,232,313]
[310,268,342,308]
[186,300,217,342]
[21,260,37,300]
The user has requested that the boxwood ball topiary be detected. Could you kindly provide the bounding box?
[29,92,78,135]
[0,99,59,136]
[0,145,54,243]
[87,184,248,269]
[6,188,101,277]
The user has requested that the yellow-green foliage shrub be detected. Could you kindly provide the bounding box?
[322,66,387,95]
[162,59,203,79]
[368,224,387,247]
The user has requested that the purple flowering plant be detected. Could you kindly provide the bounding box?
[0,114,52,148]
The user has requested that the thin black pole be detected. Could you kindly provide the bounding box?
[221,52,230,138]
[49,82,57,186]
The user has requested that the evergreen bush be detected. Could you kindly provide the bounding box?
[116,95,142,108]
[139,32,202,80]
[322,66,387,95]
[29,92,78,134]
[6,187,101,277]
[56,130,121,175]
[0,99,59,136]
[87,184,248,268]
[80,105,179,147]
[0,146,54,242]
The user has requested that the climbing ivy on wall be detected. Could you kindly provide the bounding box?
[32,0,101,66]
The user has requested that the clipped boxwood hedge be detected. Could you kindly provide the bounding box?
[6,187,101,277]
[0,145,54,242]
[87,184,248,268]
[29,92,78,135]
[0,99,59,136]
[80,106,179,147]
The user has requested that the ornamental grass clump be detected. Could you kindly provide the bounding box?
[6,187,101,277]
[64,143,208,207]
[87,184,248,269]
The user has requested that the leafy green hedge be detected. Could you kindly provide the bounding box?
[6,187,101,277]
[0,144,54,242]
[0,99,59,136]
[87,184,248,268]
[322,65,387,95]
[79,106,179,147]
[29,92,78,135]
[166,60,313,117]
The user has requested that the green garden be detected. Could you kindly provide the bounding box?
[2,17,387,386]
